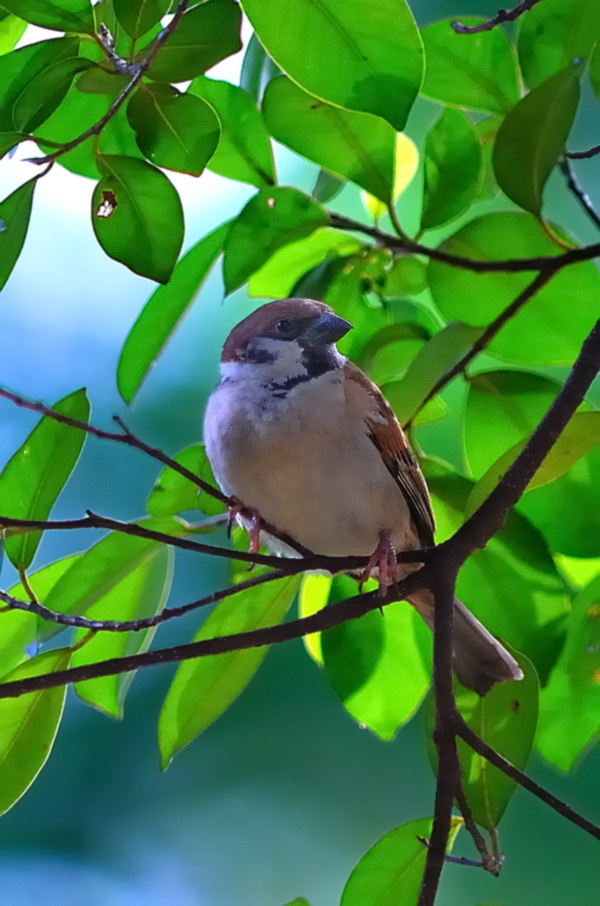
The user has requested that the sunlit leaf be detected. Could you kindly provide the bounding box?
[117,221,230,402]
[189,76,275,187]
[341,816,462,906]
[0,647,71,816]
[158,575,301,767]
[0,388,89,570]
[421,17,519,113]
[242,0,423,130]
[0,176,36,291]
[114,0,170,40]
[147,443,223,518]
[263,76,396,202]
[493,64,582,216]
[127,83,220,176]
[298,574,331,665]
[0,13,27,54]
[0,0,94,33]
[428,212,600,364]
[537,573,600,771]
[222,187,328,293]
[73,546,174,718]
[362,133,419,220]
[146,0,242,83]
[517,0,598,88]
[421,108,481,229]
[92,154,184,283]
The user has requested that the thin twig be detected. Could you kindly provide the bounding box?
[567,144,600,161]
[451,0,542,34]
[455,782,501,876]
[559,158,600,231]
[28,0,191,165]
[417,838,489,870]
[327,213,600,274]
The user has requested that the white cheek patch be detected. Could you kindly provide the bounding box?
[222,338,307,383]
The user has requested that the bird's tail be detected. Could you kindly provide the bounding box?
[409,592,524,696]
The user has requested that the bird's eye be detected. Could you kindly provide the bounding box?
[274,318,297,339]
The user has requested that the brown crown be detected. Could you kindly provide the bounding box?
[221,297,334,362]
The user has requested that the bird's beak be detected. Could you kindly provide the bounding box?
[302,311,352,346]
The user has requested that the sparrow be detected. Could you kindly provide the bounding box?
[203,297,523,695]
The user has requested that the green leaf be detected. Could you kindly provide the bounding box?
[0,0,94,33]
[0,647,71,816]
[188,76,275,187]
[311,168,344,204]
[0,176,36,291]
[0,13,27,54]
[465,370,563,476]
[73,546,173,718]
[381,323,483,425]
[518,448,600,558]
[248,229,361,299]
[158,575,301,767]
[341,816,462,906]
[127,83,220,176]
[242,0,423,131]
[0,388,90,570]
[0,555,80,677]
[517,0,599,89]
[117,221,230,402]
[428,212,600,364]
[12,54,91,132]
[537,573,600,771]
[0,37,80,131]
[39,518,186,641]
[263,76,396,202]
[421,18,519,114]
[114,0,170,40]
[147,444,223,518]
[298,574,331,665]
[222,187,328,294]
[146,0,242,83]
[467,412,600,517]
[425,462,570,683]
[454,651,538,829]
[384,256,427,296]
[493,64,582,216]
[591,41,600,101]
[322,578,431,740]
[421,108,481,230]
[0,133,28,160]
[92,154,184,283]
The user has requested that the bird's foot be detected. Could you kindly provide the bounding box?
[360,529,400,597]
[227,496,262,555]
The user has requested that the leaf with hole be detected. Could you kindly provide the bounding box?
[127,83,220,176]
[0,388,90,570]
[92,154,184,283]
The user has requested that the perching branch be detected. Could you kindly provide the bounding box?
[28,0,191,165]
[451,1,543,34]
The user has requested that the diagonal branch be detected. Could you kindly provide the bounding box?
[451,1,543,34]
[559,158,600,231]
[567,144,600,161]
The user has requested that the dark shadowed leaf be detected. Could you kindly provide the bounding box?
[421,108,481,229]
[341,816,462,906]
[189,76,275,187]
[73,546,173,718]
[537,573,600,771]
[0,177,36,291]
[147,444,223,518]
[421,18,519,113]
[263,76,396,202]
[428,212,600,364]
[146,0,242,82]
[312,169,344,204]
[12,55,92,132]
[158,575,301,767]
[382,322,483,424]
[322,577,431,740]
[517,0,598,88]
[127,83,220,175]
[114,0,170,40]
[242,0,423,130]
[223,187,328,293]
[117,221,230,402]
[0,388,90,570]
[0,0,94,33]
[493,64,582,216]
[0,37,80,131]
[0,132,28,160]
[0,647,71,816]
[92,154,184,283]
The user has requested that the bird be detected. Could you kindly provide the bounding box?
[203,297,523,695]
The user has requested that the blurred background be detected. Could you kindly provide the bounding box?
[0,1,598,904]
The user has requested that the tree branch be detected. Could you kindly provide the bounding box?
[451,1,542,34]
[28,1,191,165]
[559,158,600,231]
[567,144,600,161]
